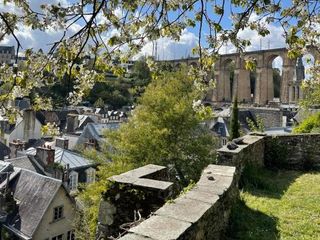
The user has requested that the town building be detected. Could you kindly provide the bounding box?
[0,161,75,240]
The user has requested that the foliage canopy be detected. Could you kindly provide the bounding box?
[0,0,319,114]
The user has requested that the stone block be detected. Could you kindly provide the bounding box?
[155,197,211,223]
[119,233,154,240]
[121,164,167,179]
[134,178,173,191]
[183,189,219,205]
[129,215,191,240]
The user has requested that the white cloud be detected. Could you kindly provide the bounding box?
[137,29,198,60]
[220,13,286,54]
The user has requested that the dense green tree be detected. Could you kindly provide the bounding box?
[293,112,320,133]
[107,68,216,182]
[128,58,152,101]
[230,97,240,140]
[77,68,216,238]
[93,97,105,108]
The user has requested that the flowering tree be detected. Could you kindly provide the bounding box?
[0,0,319,112]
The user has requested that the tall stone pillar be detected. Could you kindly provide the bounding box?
[281,65,295,103]
[237,69,251,103]
[295,85,299,102]
[255,67,268,105]
[289,86,293,103]
[211,70,220,102]
[266,67,274,101]
[222,70,231,101]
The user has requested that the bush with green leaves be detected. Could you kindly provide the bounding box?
[293,112,320,133]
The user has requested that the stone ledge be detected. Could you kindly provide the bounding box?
[108,164,173,191]
[119,164,237,240]
[129,215,192,240]
[217,135,264,154]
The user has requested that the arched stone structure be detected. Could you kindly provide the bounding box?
[157,47,319,105]
[212,47,319,105]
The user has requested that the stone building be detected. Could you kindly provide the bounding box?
[0,46,15,64]
[0,163,75,240]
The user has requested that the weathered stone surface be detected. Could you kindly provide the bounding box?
[118,164,237,240]
[134,178,173,190]
[183,188,219,204]
[98,201,116,225]
[155,197,211,223]
[97,164,175,239]
[129,215,191,240]
[121,164,167,179]
[217,135,265,168]
[204,165,236,177]
[226,142,238,150]
[265,134,320,170]
[120,233,154,240]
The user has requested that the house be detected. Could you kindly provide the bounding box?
[0,166,76,240]
[3,110,43,146]
[207,117,229,146]
[66,114,97,134]
[24,139,96,192]
[76,122,120,150]
[36,109,79,132]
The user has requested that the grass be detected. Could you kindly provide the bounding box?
[227,168,320,240]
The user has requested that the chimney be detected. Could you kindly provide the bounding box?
[36,145,55,168]
[55,137,69,149]
[62,164,70,188]
[84,139,97,149]
[9,139,25,158]
[66,114,79,133]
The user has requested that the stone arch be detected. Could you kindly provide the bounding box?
[189,62,198,68]
[266,54,284,102]
[175,62,182,70]
[221,58,235,101]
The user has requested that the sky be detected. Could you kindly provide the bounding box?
[0,0,315,71]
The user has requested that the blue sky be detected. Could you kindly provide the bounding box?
[0,0,311,63]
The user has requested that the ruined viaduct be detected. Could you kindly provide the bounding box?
[161,47,319,105]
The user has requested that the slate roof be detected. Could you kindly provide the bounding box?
[4,170,62,239]
[14,99,30,111]
[0,141,10,157]
[26,147,93,170]
[5,156,43,173]
[211,117,229,137]
[77,122,120,145]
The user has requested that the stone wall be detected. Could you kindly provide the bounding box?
[241,107,283,128]
[102,133,320,240]
[265,134,320,170]
[118,164,237,240]
[216,134,265,171]
[96,164,176,239]
[114,135,266,240]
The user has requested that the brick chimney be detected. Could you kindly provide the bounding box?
[36,145,55,167]
[9,139,25,158]
[55,137,69,149]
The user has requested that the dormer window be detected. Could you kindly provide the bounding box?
[69,171,78,191]
[86,167,96,184]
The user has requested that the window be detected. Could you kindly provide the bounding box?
[69,171,78,191]
[222,138,227,146]
[67,231,75,240]
[85,168,96,184]
[52,234,63,240]
[53,206,64,221]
